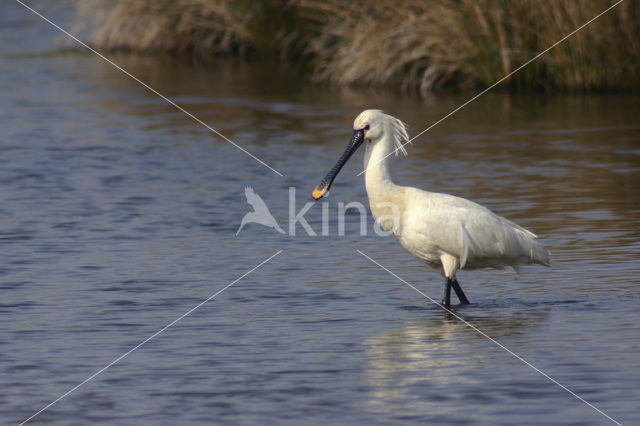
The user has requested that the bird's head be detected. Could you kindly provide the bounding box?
[312,110,409,200]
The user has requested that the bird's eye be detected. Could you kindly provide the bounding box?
[364,124,370,131]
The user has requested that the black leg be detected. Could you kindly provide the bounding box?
[451,279,470,305]
[441,278,452,308]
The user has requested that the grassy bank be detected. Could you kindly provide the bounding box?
[74,0,640,93]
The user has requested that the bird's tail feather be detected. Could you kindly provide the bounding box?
[513,226,550,266]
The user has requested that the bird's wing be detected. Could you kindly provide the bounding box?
[403,189,547,266]
[404,205,478,265]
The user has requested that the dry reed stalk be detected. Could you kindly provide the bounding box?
[74,0,640,92]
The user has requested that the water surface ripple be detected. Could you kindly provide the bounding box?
[1,2,639,425]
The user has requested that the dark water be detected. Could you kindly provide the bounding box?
[2,2,639,425]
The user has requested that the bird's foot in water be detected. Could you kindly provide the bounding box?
[439,299,470,310]
[440,298,454,310]
[441,278,471,309]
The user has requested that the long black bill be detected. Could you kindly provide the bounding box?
[312,129,365,200]
[311,130,364,200]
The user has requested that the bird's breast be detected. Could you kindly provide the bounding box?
[369,196,404,234]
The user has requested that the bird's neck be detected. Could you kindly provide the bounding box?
[364,140,397,201]
[363,140,404,233]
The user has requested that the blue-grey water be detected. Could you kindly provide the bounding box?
[1,2,639,425]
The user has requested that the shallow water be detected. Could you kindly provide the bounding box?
[1,2,639,425]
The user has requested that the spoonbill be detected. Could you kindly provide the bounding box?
[312,110,550,308]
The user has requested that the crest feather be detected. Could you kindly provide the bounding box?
[391,117,410,156]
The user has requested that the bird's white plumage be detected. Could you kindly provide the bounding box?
[357,109,549,280]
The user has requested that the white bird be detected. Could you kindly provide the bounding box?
[312,109,550,308]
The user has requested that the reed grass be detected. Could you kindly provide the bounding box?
[74,0,640,92]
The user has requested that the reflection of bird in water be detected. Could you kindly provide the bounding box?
[236,186,285,236]
[364,319,480,419]
[364,311,549,418]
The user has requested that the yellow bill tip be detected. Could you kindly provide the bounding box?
[312,185,328,200]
